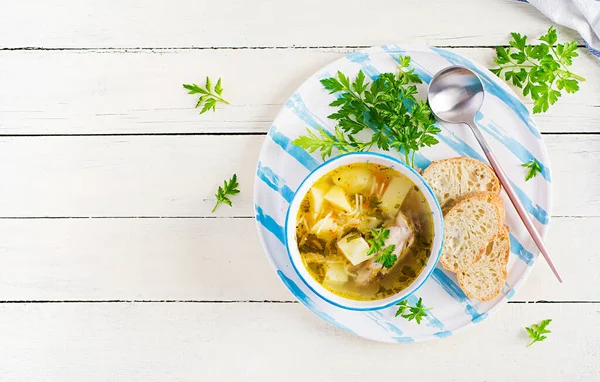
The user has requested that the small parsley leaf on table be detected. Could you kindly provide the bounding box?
[522,158,542,181]
[525,319,552,347]
[395,298,431,324]
[212,174,240,213]
[491,26,584,114]
[183,77,229,114]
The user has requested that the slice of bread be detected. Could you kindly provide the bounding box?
[458,226,510,301]
[423,157,501,209]
[440,191,504,272]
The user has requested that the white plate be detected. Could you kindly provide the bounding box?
[253,45,551,343]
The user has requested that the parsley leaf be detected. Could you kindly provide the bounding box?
[293,126,371,160]
[365,228,398,268]
[374,246,397,269]
[521,158,542,181]
[366,227,390,256]
[292,56,440,169]
[183,77,229,114]
[212,174,240,212]
[491,26,585,114]
[395,298,431,324]
[525,319,552,347]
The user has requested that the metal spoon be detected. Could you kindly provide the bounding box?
[428,65,562,283]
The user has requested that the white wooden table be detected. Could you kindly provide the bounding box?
[1,1,599,380]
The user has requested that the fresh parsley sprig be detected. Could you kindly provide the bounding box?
[395,297,431,324]
[374,246,397,269]
[293,56,440,169]
[525,319,552,347]
[491,26,584,114]
[365,228,397,268]
[212,174,240,212]
[366,228,391,256]
[292,126,371,160]
[522,158,542,181]
[183,77,229,114]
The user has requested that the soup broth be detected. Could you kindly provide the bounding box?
[295,163,434,301]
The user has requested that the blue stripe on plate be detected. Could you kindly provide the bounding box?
[380,45,433,83]
[430,47,541,139]
[256,162,295,203]
[382,322,406,336]
[431,268,487,323]
[392,336,415,343]
[364,311,396,332]
[285,92,331,131]
[509,180,549,225]
[370,310,408,337]
[475,112,551,182]
[509,233,535,265]
[506,288,516,300]
[434,331,453,339]
[346,51,383,80]
[277,270,355,335]
[255,205,285,245]
[435,128,487,162]
[364,311,406,337]
[268,125,320,171]
[503,282,517,299]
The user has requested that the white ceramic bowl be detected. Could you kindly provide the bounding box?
[285,152,444,311]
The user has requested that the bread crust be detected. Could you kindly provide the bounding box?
[444,190,506,220]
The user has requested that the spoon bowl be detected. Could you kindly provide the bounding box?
[428,66,484,124]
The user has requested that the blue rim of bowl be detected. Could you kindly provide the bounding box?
[284,151,445,311]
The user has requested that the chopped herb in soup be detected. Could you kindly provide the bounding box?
[295,163,433,301]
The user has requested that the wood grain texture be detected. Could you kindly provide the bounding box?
[0,0,583,49]
[0,135,597,217]
[1,302,598,381]
[1,0,598,377]
[1,48,598,135]
[0,217,596,302]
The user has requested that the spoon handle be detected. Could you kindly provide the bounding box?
[467,121,562,283]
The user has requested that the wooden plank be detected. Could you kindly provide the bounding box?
[0,0,582,49]
[0,302,598,381]
[1,48,598,135]
[0,216,596,302]
[0,135,597,217]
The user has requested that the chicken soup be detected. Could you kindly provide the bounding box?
[295,163,434,301]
